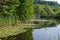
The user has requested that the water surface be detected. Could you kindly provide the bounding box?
[32,24,60,40]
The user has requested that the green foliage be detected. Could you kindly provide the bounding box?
[35,4,47,15]
[0,0,20,15]
[0,0,60,21]
[1,30,33,40]
[17,0,34,21]
[0,0,34,26]
[34,3,60,18]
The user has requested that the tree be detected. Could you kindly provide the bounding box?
[56,7,60,17]
[0,0,20,25]
[17,0,34,21]
[0,0,20,16]
[45,4,54,16]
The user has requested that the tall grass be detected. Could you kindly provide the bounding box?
[0,15,34,37]
[0,15,20,27]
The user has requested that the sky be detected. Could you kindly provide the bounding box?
[46,0,60,4]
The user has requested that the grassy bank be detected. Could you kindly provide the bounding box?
[1,29,33,40]
[0,17,59,39]
[0,19,59,37]
[0,22,34,37]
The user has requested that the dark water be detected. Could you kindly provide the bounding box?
[32,24,60,40]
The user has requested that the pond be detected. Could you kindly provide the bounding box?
[32,24,60,40]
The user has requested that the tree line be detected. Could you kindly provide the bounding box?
[34,2,60,19]
[0,0,34,21]
[0,0,60,24]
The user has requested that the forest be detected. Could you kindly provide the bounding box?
[34,0,60,19]
[0,0,60,22]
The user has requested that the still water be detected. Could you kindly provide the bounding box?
[32,24,60,40]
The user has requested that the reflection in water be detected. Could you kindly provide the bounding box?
[1,30,33,40]
[32,28,49,40]
[1,24,60,40]
[32,24,60,40]
[57,24,60,40]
